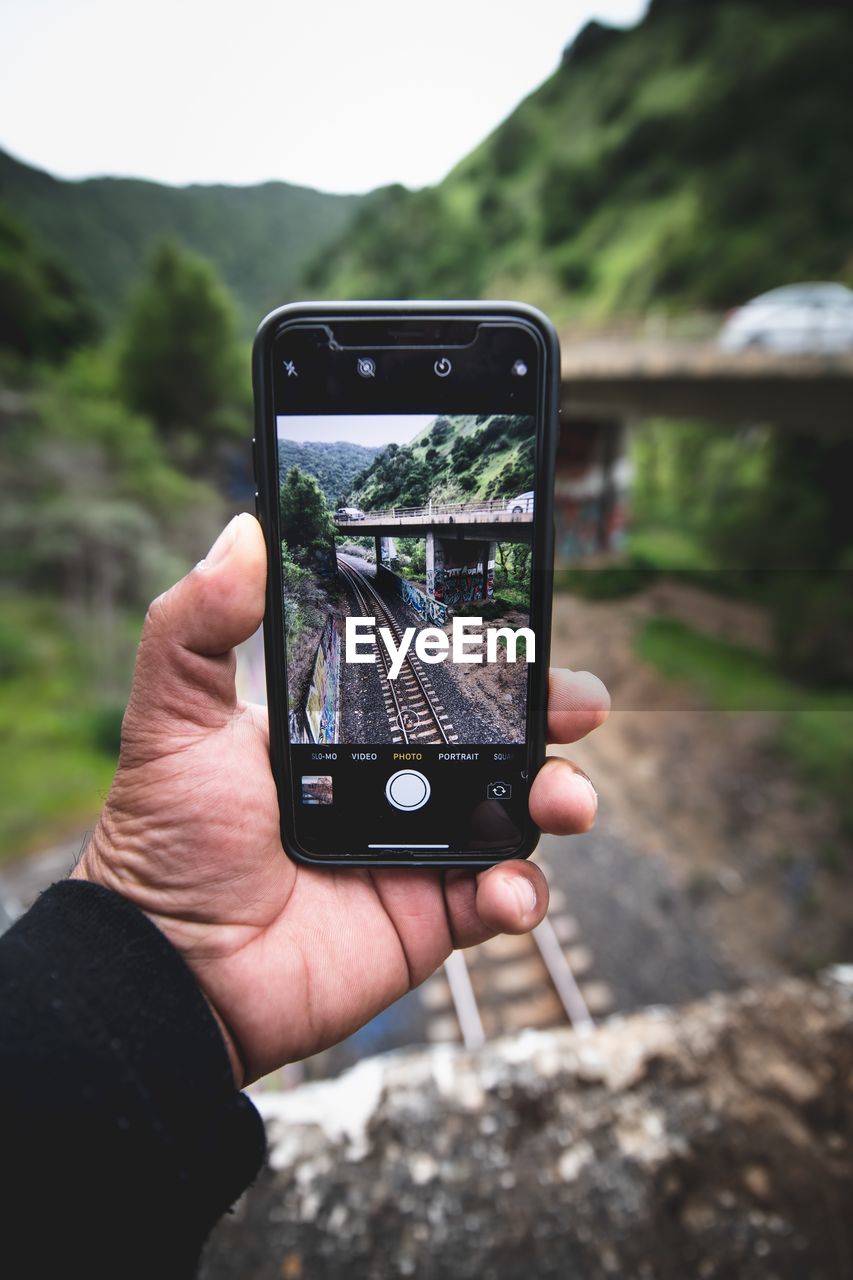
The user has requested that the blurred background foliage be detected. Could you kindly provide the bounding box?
[1,0,851,859]
[302,0,852,320]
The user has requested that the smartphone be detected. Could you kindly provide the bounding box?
[252,302,558,868]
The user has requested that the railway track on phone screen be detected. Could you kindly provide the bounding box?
[338,558,459,746]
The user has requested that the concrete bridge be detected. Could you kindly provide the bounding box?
[335,341,852,573]
[334,499,534,610]
[559,340,853,432]
[333,498,533,540]
[552,339,853,562]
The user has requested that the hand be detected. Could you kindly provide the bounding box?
[74,515,609,1085]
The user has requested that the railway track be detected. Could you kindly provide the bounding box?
[334,558,598,1056]
[338,557,459,746]
[255,882,603,1087]
[338,558,596,1044]
[437,907,596,1050]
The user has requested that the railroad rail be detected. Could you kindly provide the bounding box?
[337,557,458,746]
[337,558,592,1041]
[442,911,594,1050]
[271,901,598,1089]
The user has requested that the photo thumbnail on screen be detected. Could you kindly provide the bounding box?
[277,412,537,749]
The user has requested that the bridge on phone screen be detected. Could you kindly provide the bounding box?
[333,497,533,539]
[334,500,534,617]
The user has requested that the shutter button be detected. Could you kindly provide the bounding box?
[385,770,430,812]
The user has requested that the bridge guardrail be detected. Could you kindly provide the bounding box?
[334,497,534,523]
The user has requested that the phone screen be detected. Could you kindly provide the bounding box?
[262,314,553,862]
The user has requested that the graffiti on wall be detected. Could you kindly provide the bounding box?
[553,416,630,565]
[400,575,447,625]
[379,537,396,567]
[440,562,487,607]
[555,495,628,562]
[378,565,447,625]
[291,615,340,744]
[289,709,307,745]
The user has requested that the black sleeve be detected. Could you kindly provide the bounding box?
[0,879,267,1279]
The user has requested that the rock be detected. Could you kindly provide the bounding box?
[201,978,853,1280]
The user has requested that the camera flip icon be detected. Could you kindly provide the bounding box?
[486,781,512,801]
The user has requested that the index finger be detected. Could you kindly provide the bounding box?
[547,668,610,744]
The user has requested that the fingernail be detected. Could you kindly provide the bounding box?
[508,875,537,916]
[572,765,598,810]
[198,515,241,570]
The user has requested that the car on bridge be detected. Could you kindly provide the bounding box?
[718,282,853,354]
[506,491,534,514]
[334,506,365,522]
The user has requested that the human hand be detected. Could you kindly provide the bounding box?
[74,514,609,1086]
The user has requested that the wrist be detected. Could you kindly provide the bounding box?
[71,832,246,1089]
[202,1001,246,1089]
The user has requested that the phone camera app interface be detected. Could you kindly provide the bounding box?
[273,324,542,857]
[278,411,535,751]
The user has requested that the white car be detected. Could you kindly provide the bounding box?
[507,491,534,514]
[719,283,853,354]
[334,506,365,522]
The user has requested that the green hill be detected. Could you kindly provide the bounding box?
[0,147,363,330]
[303,0,853,323]
[3,0,849,334]
[351,414,534,509]
[277,440,380,506]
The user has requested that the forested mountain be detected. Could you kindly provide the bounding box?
[350,415,534,509]
[0,147,362,329]
[303,0,853,322]
[277,440,380,505]
[0,204,99,361]
[6,0,848,337]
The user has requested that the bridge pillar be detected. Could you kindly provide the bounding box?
[427,533,496,607]
[486,540,496,600]
[554,416,629,563]
[425,531,444,601]
[377,536,395,568]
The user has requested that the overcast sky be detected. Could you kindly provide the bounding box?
[0,0,647,193]
[278,415,435,447]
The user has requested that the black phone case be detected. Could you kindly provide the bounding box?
[252,300,560,868]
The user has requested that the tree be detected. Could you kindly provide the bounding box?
[118,239,240,438]
[0,205,99,363]
[279,465,333,553]
[398,458,430,507]
[280,543,314,645]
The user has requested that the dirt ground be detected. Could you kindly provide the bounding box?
[550,584,853,981]
[435,607,530,743]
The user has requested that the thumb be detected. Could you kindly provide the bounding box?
[163,512,267,657]
[126,514,267,735]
